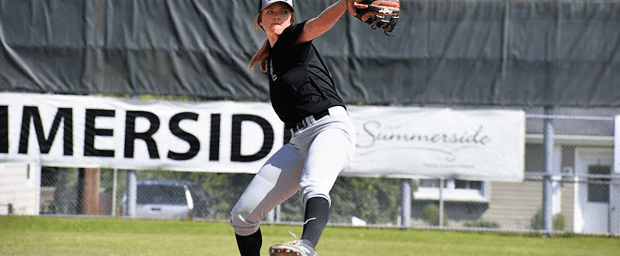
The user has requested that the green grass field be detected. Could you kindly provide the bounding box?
[1,216,618,256]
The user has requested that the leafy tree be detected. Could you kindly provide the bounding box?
[421,203,448,226]
[329,177,401,225]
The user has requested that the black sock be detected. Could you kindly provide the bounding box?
[301,197,331,248]
[235,228,262,256]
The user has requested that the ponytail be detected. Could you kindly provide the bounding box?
[249,40,270,73]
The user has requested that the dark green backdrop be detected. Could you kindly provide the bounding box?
[1,0,619,106]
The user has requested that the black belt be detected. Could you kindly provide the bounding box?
[287,109,330,134]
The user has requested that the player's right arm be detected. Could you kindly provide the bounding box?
[297,0,347,43]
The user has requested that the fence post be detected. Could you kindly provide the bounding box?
[76,169,85,214]
[127,94,139,218]
[267,208,275,224]
[127,170,137,217]
[111,169,118,217]
[438,178,444,227]
[612,116,620,234]
[542,107,555,235]
[400,179,411,227]
[611,177,620,234]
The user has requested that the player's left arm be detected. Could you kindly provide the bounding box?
[297,0,347,43]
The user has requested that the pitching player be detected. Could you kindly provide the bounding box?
[231,0,356,255]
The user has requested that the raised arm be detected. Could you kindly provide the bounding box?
[298,0,347,43]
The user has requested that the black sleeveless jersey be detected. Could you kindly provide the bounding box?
[267,21,345,127]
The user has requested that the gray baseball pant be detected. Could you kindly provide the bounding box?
[231,106,356,236]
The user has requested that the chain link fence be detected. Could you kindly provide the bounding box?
[38,168,403,225]
[4,110,619,235]
[35,167,618,233]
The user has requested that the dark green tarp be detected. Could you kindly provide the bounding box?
[1,0,619,106]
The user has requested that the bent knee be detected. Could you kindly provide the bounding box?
[299,187,331,208]
[230,206,260,236]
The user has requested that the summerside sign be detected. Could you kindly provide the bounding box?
[348,107,525,181]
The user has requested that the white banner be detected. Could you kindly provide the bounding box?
[0,93,525,181]
[347,107,525,181]
[0,93,285,173]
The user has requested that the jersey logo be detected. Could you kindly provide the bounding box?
[269,59,277,81]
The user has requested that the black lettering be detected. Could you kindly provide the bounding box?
[1,106,7,153]
[470,126,491,145]
[357,121,380,148]
[18,106,73,155]
[167,112,200,160]
[359,121,492,147]
[231,114,274,162]
[209,114,220,161]
[124,111,160,159]
[84,109,115,157]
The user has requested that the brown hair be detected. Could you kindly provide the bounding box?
[248,10,296,73]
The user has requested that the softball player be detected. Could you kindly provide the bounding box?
[231,0,355,255]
